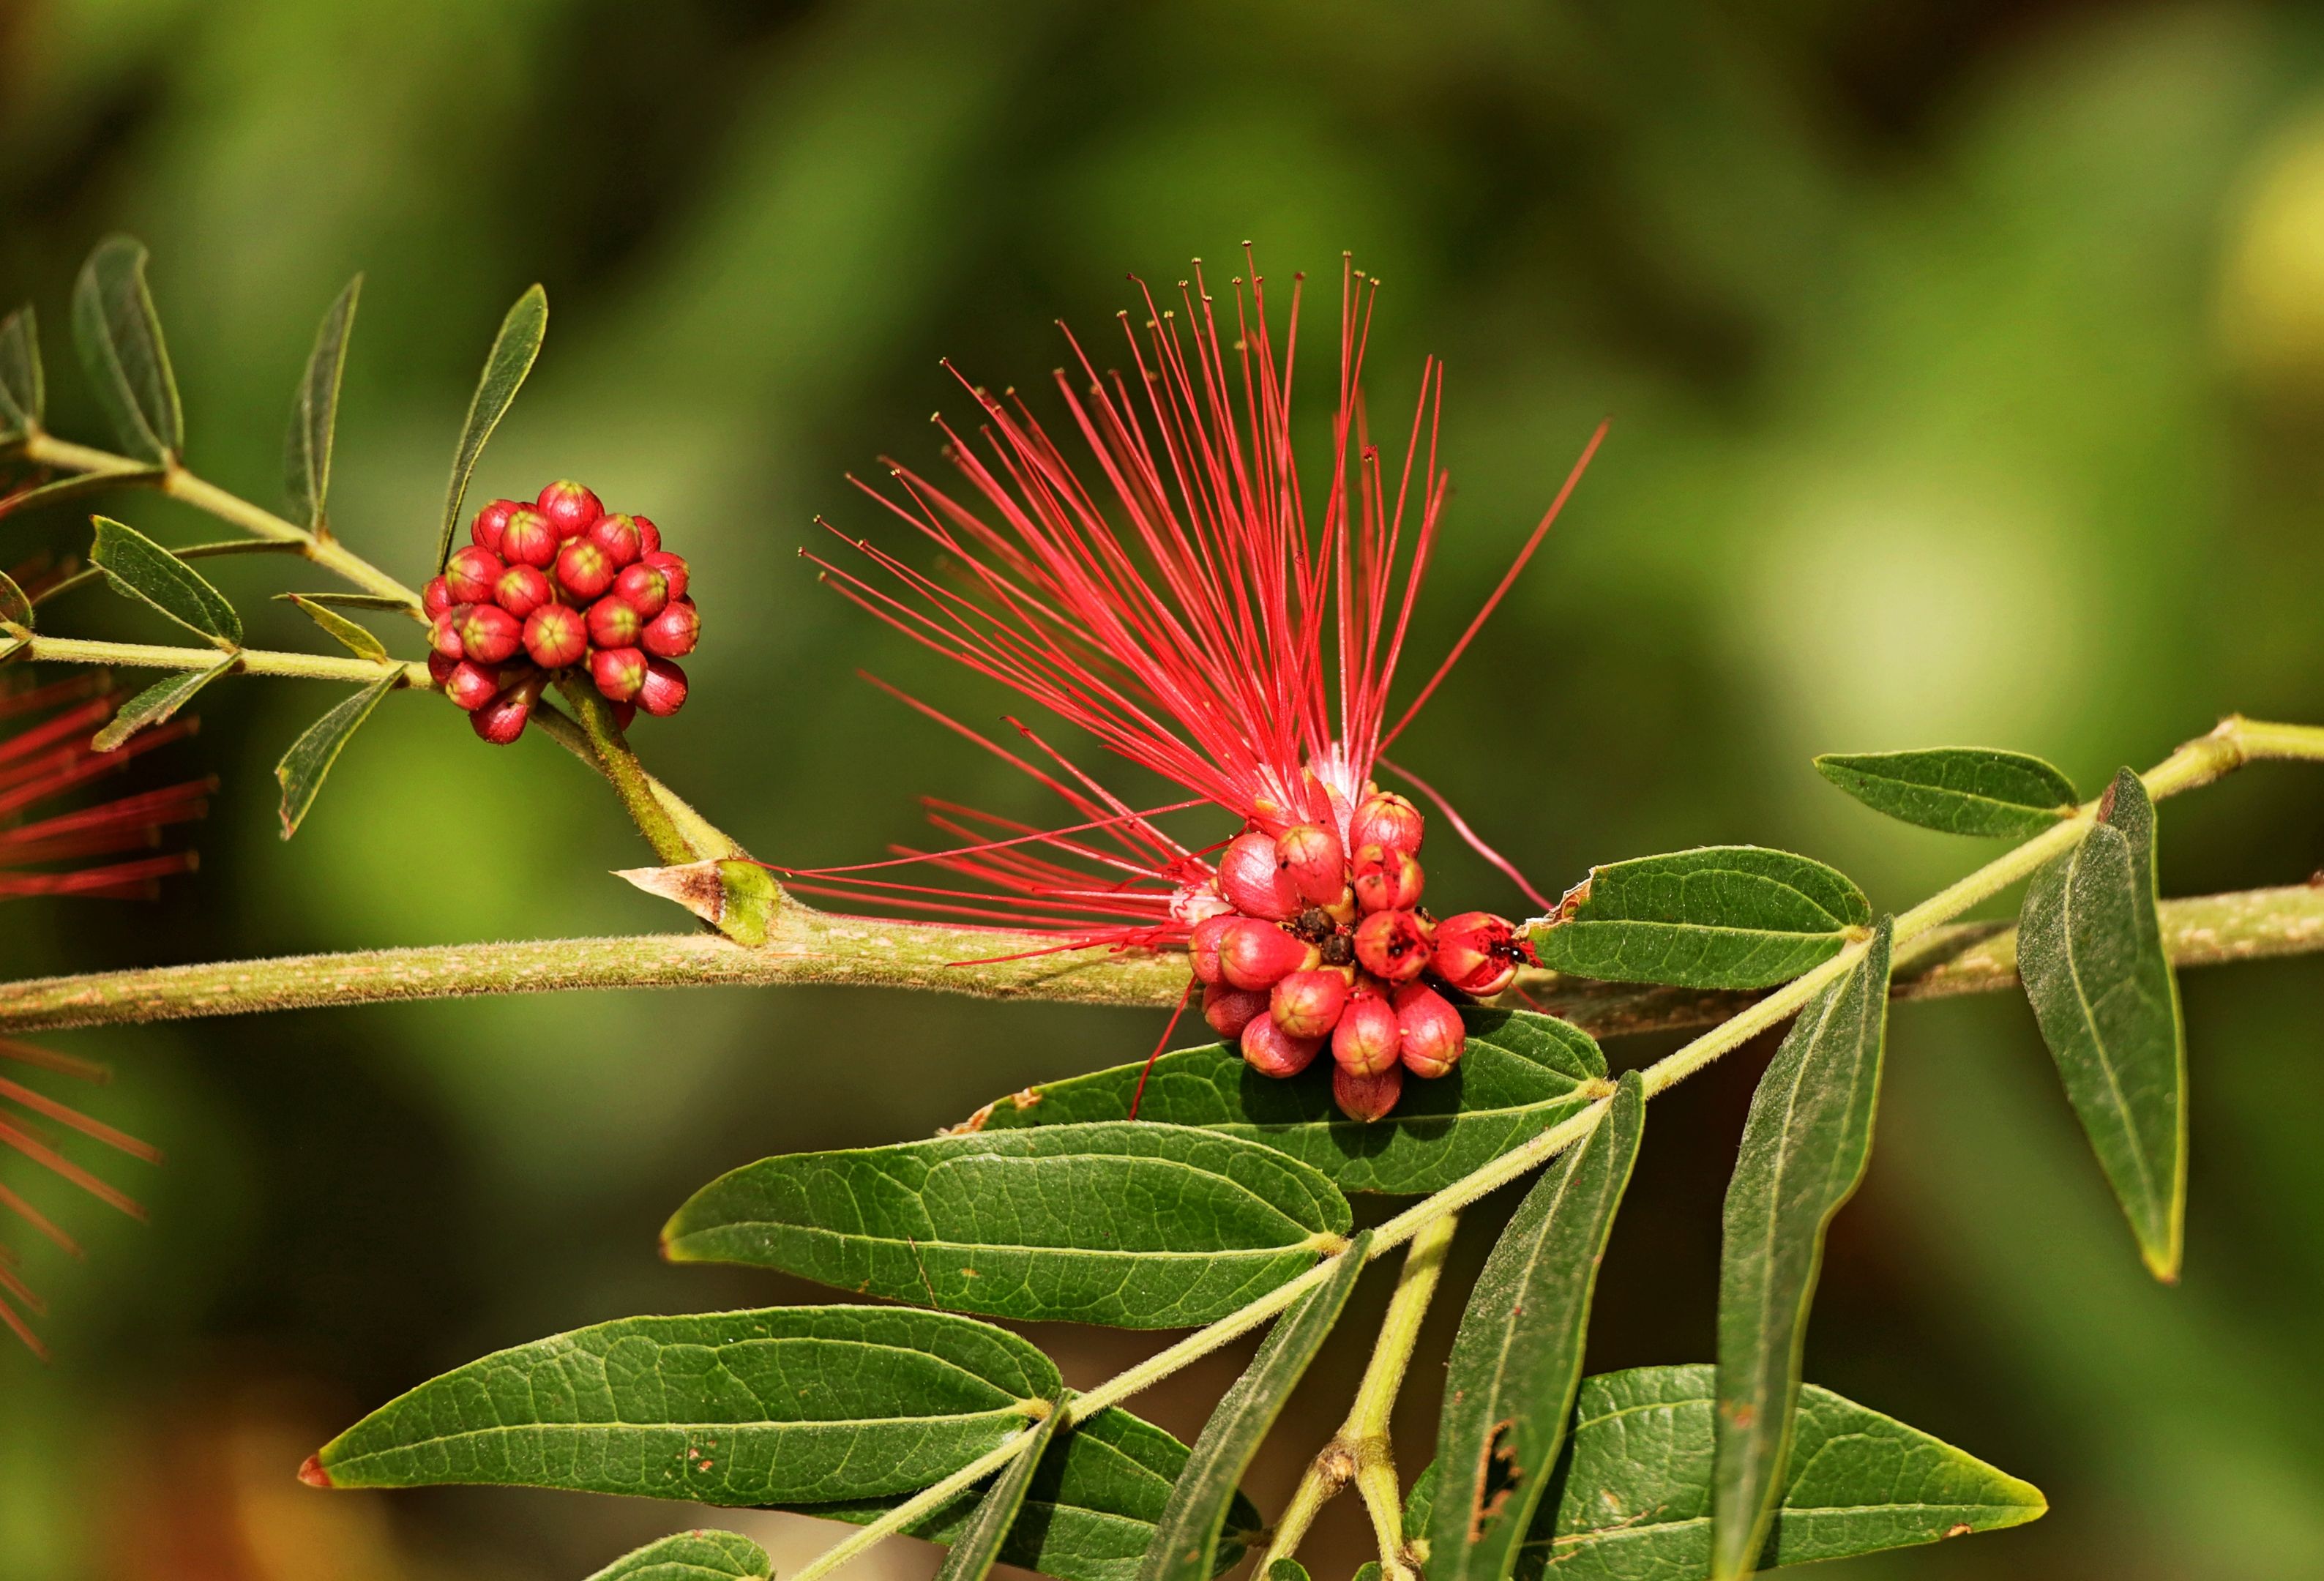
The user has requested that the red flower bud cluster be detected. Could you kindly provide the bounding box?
[422,481,698,744]
[1185,788,1533,1121]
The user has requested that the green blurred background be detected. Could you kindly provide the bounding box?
[3,0,2322,1576]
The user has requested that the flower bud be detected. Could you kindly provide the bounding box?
[1393,982,1465,1077]
[1435,911,1525,996]
[1270,969,1349,1040]
[1350,791,1424,856]
[1219,830,1301,921]
[1217,916,1309,990]
[1202,980,1266,1037]
[590,645,649,703]
[1189,912,1238,985]
[500,506,558,568]
[471,497,520,553]
[1353,909,1434,982]
[641,597,700,659]
[586,512,644,568]
[556,539,616,601]
[469,676,540,744]
[493,562,552,619]
[586,596,643,649]
[1274,823,1346,905]
[443,659,504,711]
[1331,990,1402,1076]
[458,602,523,665]
[637,657,688,717]
[537,479,603,539]
[611,699,637,731]
[1241,1014,1323,1078]
[422,576,454,618]
[631,514,663,555]
[430,608,468,660]
[643,550,689,603]
[522,604,589,669]
[427,650,458,684]
[1332,1062,1403,1123]
[613,561,670,620]
[1351,843,1424,913]
[444,544,504,604]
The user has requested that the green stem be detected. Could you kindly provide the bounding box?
[20,632,427,687]
[787,1409,1051,1581]
[531,700,745,861]
[558,680,699,864]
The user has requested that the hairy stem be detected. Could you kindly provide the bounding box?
[530,700,746,861]
[558,679,698,864]
[20,633,427,687]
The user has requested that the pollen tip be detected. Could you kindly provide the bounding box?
[296,1453,333,1489]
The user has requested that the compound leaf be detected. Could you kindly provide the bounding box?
[1430,1075,1643,1581]
[967,1007,1609,1196]
[664,1122,1350,1328]
[2019,769,2185,1280]
[92,655,235,751]
[1711,919,1894,1581]
[0,304,42,438]
[275,671,399,838]
[583,1530,771,1581]
[1530,847,1869,990]
[438,283,546,570]
[310,1306,1058,1505]
[90,517,241,646]
[71,236,183,463]
[278,592,387,660]
[285,275,361,529]
[1815,747,2077,838]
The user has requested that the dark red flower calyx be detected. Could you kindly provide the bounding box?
[643,550,689,603]
[640,599,699,659]
[613,563,670,620]
[631,515,663,556]
[1354,909,1434,983]
[1434,911,1527,996]
[471,498,520,553]
[430,608,468,660]
[590,645,648,703]
[470,670,546,744]
[443,659,504,712]
[500,506,558,569]
[1332,1062,1403,1123]
[523,604,588,670]
[586,512,645,568]
[422,576,454,618]
[458,603,523,665]
[556,539,616,602]
[537,479,604,539]
[443,545,504,605]
[586,597,643,649]
[1392,982,1464,1077]
[493,563,552,620]
[636,657,688,718]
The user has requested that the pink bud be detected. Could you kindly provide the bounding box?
[1219,830,1301,921]
[1241,1015,1323,1078]
[556,539,616,601]
[1352,844,1425,913]
[586,596,643,649]
[523,604,588,669]
[458,603,523,665]
[1354,909,1434,982]
[586,512,645,568]
[1350,791,1424,856]
[1217,917,1309,991]
[500,506,558,569]
[537,479,604,539]
[1274,823,1346,905]
[469,676,540,744]
[1435,911,1525,996]
[637,657,688,717]
[1331,990,1402,1076]
[443,659,504,711]
[643,551,689,603]
[1393,982,1465,1077]
[444,545,504,604]
[1271,969,1349,1040]
[427,650,458,685]
[422,576,454,618]
[641,597,700,659]
[430,608,468,660]
[493,563,552,619]
[1332,1062,1403,1122]
[471,498,519,553]
[613,562,670,620]
[1189,913,1238,985]
[1202,980,1267,1038]
[591,646,648,703]
[631,514,663,556]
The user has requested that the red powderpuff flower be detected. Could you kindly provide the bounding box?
[785,253,1596,957]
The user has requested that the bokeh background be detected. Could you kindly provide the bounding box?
[2,1,2323,1576]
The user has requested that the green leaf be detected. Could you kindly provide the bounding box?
[1711,919,1894,1581]
[1430,1074,1643,1581]
[277,593,387,660]
[0,304,42,439]
[0,468,169,525]
[91,655,236,751]
[793,1404,1264,1581]
[1529,847,1870,990]
[0,568,30,630]
[89,517,242,646]
[583,1530,771,1581]
[933,1396,1066,1581]
[968,1007,1610,1195]
[285,275,361,530]
[71,236,183,463]
[1138,1231,1371,1581]
[2019,769,2186,1281]
[1815,747,2078,838]
[438,283,547,570]
[274,672,400,838]
[289,590,422,610]
[1408,1364,2044,1579]
[1266,1563,1310,1581]
[664,1122,1350,1328]
[313,1305,1058,1504]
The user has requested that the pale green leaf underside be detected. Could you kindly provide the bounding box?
[1816,747,2077,838]
[0,304,42,438]
[275,672,400,838]
[583,1529,771,1581]
[71,235,182,463]
[90,516,242,646]
[794,1403,1263,1581]
[1712,919,1894,1580]
[1430,1074,1643,1581]
[969,1008,1608,1195]
[316,1306,1058,1505]
[2018,768,2185,1280]
[1531,846,1869,990]
[664,1121,1350,1328]
[280,592,388,659]
[285,275,361,529]
[438,283,547,569]
[92,655,234,750]
[1407,1364,2042,1580]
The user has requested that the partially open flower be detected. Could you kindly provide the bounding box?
[1352,843,1424,913]
[1434,911,1525,996]
[1353,908,1433,982]
[1350,791,1425,856]
[1274,823,1346,906]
